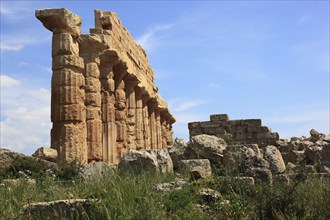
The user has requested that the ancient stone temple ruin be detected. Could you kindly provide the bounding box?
[189,114,279,148]
[36,8,175,164]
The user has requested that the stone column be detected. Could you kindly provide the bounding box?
[36,8,87,164]
[135,87,144,150]
[124,76,138,150]
[155,108,162,149]
[166,121,174,146]
[114,63,128,158]
[79,35,109,163]
[160,114,167,149]
[147,100,157,150]
[100,50,120,164]
[142,95,151,150]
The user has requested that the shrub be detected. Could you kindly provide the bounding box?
[0,157,48,181]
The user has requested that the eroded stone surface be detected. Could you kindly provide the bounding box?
[36,8,175,164]
[189,114,279,148]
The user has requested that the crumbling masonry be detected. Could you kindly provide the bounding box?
[36,8,175,164]
[189,114,279,148]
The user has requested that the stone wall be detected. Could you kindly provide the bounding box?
[188,114,279,148]
[36,8,175,164]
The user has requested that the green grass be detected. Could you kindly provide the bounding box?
[0,159,329,219]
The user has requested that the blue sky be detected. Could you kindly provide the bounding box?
[1,1,329,155]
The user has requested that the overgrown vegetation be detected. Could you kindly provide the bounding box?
[0,158,329,219]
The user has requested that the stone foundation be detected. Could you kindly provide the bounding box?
[36,8,175,164]
[188,114,279,148]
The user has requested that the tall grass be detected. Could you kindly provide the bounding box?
[0,161,329,219]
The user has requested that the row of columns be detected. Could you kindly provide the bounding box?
[101,59,174,164]
[37,8,174,165]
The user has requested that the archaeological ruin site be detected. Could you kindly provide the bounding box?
[36,8,175,164]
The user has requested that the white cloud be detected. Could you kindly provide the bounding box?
[0,80,51,154]
[207,83,220,88]
[168,97,207,112]
[0,1,32,22]
[264,110,329,124]
[0,75,21,88]
[263,110,330,139]
[0,43,24,52]
[1,34,50,52]
[136,23,176,52]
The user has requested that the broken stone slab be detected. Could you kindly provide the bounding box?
[155,179,189,192]
[169,138,200,170]
[210,114,229,122]
[23,199,97,220]
[169,138,188,170]
[177,159,212,179]
[264,145,286,174]
[188,134,227,165]
[118,150,158,174]
[305,145,323,164]
[288,150,306,164]
[36,8,82,38]
[32,147,58,162]
[222,144,262,169]
[148,149,174,173]
[310,129,324,141]
[246,167,273,184]
[80,161,117,180]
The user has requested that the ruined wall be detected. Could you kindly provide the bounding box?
[189,114,279,148]
[36,8,175,164]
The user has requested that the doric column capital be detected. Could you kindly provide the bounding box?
[36,8,82,38]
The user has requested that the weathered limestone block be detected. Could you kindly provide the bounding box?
[51,122,87,163]
[189,134,227,165]
[32,147,58,162]
[36,8,82,38]
[115,89,126,102]
[52,69,84,87]
[264,145,286,174]
[189,114,279,149]
[166,122,174,146]
[85,62,100,78]
[85,77,101,93]
[85,93,102,107]
[102,122,117,164]
[52,33,79,57]
[116,123,126,142]
[115,111,126,120]
[155,109,162,149]
[149,149,174,173]
[135,89,144,149]
[210,114,229,122]
[23,199,96,220]
[118,150,158,174]
[177,159,212,179]
[288,150,306,164]
[52,55,84,71]
[142,97,151,149]
[51,103,86,122]
[52,86,85,105]
[161,118,168,149]
[86,119,102,161]
[86,107,101,120]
